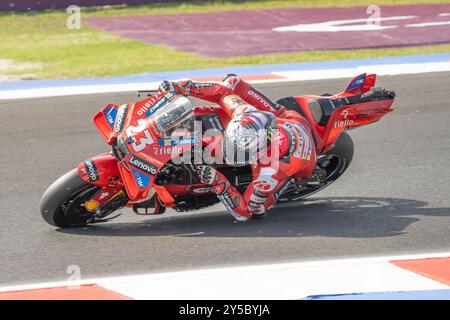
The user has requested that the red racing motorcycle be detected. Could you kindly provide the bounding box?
[40,73,395,228]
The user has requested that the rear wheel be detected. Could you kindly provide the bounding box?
[278,131,354,202]
[40,169,99,228]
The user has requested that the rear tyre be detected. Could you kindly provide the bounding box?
[40,169,98,228]
[278,131,354,202]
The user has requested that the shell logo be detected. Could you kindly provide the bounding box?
[84,200,100,212]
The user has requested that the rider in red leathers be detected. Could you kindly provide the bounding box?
[158,75,317,221]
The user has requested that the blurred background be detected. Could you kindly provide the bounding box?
[1,0,449,81]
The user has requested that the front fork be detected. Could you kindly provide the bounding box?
[77,152,164,220]
[77,152,128,219]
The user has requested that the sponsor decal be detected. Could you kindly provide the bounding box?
[219,192,237,210]
[84,199,100,213]
[334,109,354,128]
[137,93,175,117]
[334,119,354,128]
[107,176,119,188]
[193,82,214,89]
[136,95,158,116]
[334,111,354,128]
[347,74,366,92]
[289,132,296,155]
[147,94,174,117]
[250,192,267,204]
[84,160,99,182]
[131,168,151,189]
[222,95,247,109]
[153,146,183,156]
[342,109,350,119]
[282,123,297,156]
[114,105,128,133]
[248,89,281,111]
[291,123,312,160]
[191,187,214,194]
[234,196,240,206]
[128,155,158,175]
[103,106,117,128]
[158,137,197,146]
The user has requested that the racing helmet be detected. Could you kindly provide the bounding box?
[223,109,277,165]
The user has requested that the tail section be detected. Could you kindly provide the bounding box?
[321,90,394,152]
[317,73,395,151]
[344,73,377,95]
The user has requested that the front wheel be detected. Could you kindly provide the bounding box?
[40,169,100,228]
[278,131,354,202]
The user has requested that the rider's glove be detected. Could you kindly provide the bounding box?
[193,165,230,196]
[194,165,217,185]
[158,80,175,94]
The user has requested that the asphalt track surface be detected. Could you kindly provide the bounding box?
[0,73,449,286]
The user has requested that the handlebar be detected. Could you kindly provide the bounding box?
[137,90,158,97]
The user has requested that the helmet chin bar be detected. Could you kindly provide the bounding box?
[225,121,268,156]
[222,138,268,166]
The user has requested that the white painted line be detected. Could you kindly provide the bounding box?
[407,21,450,27]
[0,82,160,101]
[271,62,450,82]
[97,258,446,300]
[1,61,449,101]
[0,251,448,300]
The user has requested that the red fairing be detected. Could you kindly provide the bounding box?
[93,104,120,144]
[77,153,122,188]
[323,100,393,151]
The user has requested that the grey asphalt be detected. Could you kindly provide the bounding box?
[0,73,449,286]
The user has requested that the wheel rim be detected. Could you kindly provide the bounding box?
[60,185,100,226]
[278,153,347,202]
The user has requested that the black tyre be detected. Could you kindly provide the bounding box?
[278,131,354,202]
[40,169,99,228]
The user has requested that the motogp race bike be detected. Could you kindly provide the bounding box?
[40,73,395,228]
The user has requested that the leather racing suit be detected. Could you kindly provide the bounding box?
[160,75,317,221]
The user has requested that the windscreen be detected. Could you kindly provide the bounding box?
[150,95,195,137]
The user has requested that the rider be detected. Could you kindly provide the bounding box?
[158,75,317,221]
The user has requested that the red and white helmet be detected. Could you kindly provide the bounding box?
[223,108,276,165]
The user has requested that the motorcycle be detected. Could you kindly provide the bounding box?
[40,73,395,228]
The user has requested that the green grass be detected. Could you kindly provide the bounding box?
[1,0,450,80]
[70,0,450,17]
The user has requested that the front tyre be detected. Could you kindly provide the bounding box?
[40,169,99,228]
